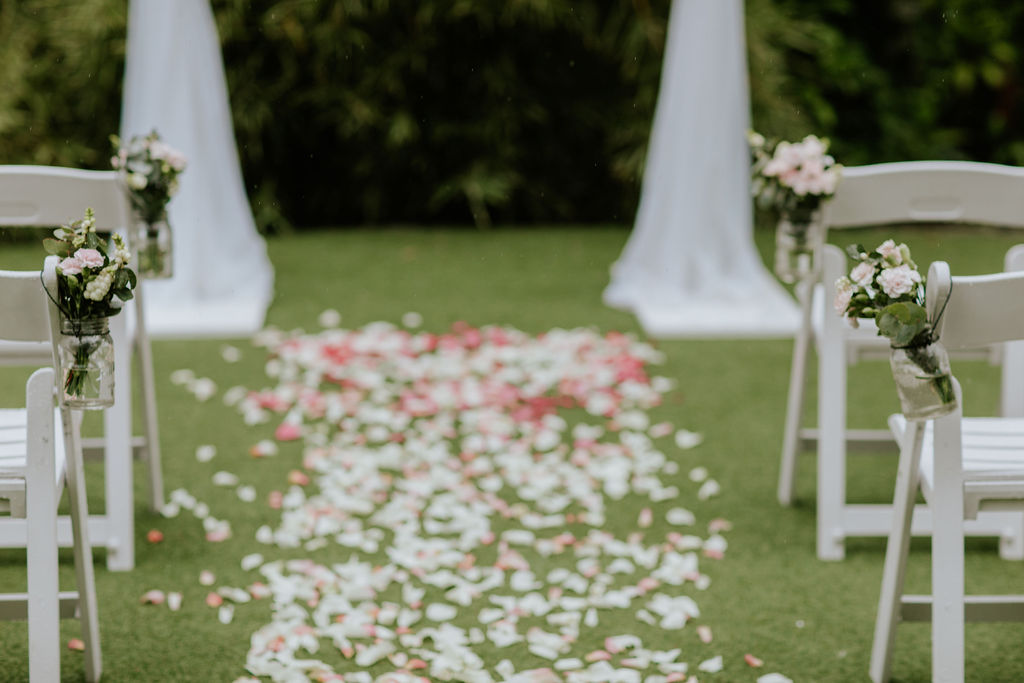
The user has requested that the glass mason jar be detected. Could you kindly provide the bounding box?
[774,208,824,284]
[131,215,173,279]
[889,341,957,420]
[58,317,115,409]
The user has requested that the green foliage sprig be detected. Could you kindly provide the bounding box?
[834,240,933,348]
[44,208,137,320]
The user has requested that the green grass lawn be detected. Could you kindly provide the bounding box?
[2,224,1024,681]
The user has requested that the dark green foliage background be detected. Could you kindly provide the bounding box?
[1,0,1022,231]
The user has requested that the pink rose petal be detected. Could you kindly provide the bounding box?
[67,638,85,651]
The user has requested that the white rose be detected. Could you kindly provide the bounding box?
[128,172,148,190]
[877,264,921,298]
[850,261,875,288]
[876,239,903,265]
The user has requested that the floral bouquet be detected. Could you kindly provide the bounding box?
[110,130,186,278]
[44,208,137,407]
[834,239,956,419]
[749,131,842,283]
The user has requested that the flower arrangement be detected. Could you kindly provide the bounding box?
[749,131,842,216]
[750,131,842,284]
[110,130,187,223]
[834,239,956,419]
[44,208,137,406]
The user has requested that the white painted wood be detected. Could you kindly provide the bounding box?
[872,261,1024,681]
[0,163,170,567]
[25,369,60,683]
[870,420,924,683]
[778,278,814,505]
[781,161,1024,559]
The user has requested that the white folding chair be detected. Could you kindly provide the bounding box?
[870,252,1024,682]
[776,160,1024,560]
[0,165,165,570]
[0,258,101,681]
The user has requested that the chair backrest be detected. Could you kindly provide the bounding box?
[928,259,1024,352]
[0,258,60,349]
[0,166,129,232]
[825,161,1024,230]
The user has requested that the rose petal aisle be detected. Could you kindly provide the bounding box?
[170,317,789,683]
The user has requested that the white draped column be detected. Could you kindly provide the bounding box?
[603,0,799,338]
[121,0,274,338]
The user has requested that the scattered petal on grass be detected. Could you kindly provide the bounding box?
[212,471,239,487]
[140,590,165,605]
[638,507,653,528]
[757,675,793,683]
[236,485,257,502]
[675,429,703,449]
[206,528,231,543]
[667,508,696,526]
[698,655,724,673]
[146,529,164,543]
[318,309,342,328]
[67,638,85,651]
[688,467,708,483]
[241,553,264,571]
[170,369,194,385]
[159,502,180,518]
[220,345,242,363]
[167,592,182,611]
[697,625,713,644]
[206,592,223,608]
[218,604,234,624]
[287,470,310,486]
[195,445,217,463]
[275,422,302,441]
[401,311,423,328]
[250,440,278,458]
[795,620,805,629]
[708,518,733,533]
[199,570,215,586]
[745,654,764,668]
[192,378,217,402]
[698,479,721,501]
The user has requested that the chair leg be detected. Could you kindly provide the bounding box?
[779,279,814,506]
[104,313,135,572]
[133,283,164,512]
[870,421,925,683]
[817,308,847,561]
[932,413,965,682]
[26,370,60,683]
[63,410,102,682]
[997,511,1024,561]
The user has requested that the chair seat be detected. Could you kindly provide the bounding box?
[890,414,1024,517]
[0,408,67,515]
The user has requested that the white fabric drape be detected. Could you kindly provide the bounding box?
[603,0,798,337]
[121,0,274,338]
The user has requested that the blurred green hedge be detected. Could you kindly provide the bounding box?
[1,0,1022,231]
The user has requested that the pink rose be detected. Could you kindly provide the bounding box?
[876,239,903,265]
[850,261,875,288]
[833,277,854,315]
[74,248,104,269]
[877,264,921,298]
[58,257,83,275]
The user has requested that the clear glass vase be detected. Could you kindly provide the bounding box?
[774,209,823,284]
[58,317,115,409]
[131,216,173,279]
[889,341,957,420]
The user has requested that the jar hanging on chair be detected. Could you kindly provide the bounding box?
[889,340,957,420]
[774,208,824,284]
[130,212,173,279]
[58,316,115,409]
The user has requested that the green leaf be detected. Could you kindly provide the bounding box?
[42,237,68,256]
[845,244,867,261]
[878,302,929,346]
